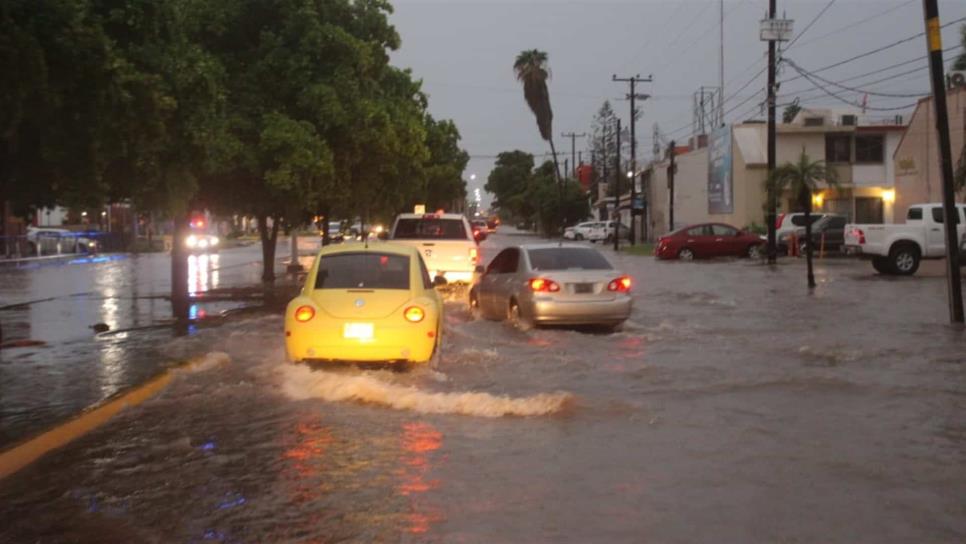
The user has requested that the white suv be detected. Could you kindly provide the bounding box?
[563,221,629,242]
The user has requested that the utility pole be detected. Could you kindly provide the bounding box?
[562,132,586,178]
[613,74,652,246]
[614,117,621,252]
[601,127,609,221]
[922,0,964,323]
[765,0,778,264]
[668,141,677,232]
[719,0,725,126]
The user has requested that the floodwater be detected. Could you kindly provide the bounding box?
[1,231,965,543]
[0,241,305,447]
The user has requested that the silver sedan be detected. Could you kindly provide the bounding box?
[468,244,633,331]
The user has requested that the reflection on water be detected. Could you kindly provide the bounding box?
[187,254,220,295]
[398,421,444,534]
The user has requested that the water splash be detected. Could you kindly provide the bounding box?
[280,365,572,417]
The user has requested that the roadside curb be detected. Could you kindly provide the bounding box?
[0,352,229,481]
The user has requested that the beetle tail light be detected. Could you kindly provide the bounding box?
[607,276,632,292]
[294,305,315,322]
[469,247,478,264]
[404,306,425,323]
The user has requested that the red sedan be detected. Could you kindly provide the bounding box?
[656,223,765,260]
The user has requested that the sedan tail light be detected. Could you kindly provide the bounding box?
[294,305,315,322]
[528,277,560,292]
[775,213,786,229]
[404,306,425,323]
[607,276,632,292]
[469,247,479,264]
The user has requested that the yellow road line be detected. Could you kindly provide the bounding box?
[0,354,222,481]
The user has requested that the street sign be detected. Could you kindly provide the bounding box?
[760,19,794,41]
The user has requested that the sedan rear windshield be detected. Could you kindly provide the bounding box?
[315,253,410,290]
[392,218,467,240]
[527,248,613,271]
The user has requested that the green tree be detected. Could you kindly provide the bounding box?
[782,102,801,124]
[513,50,561,183]
[485,150,535,222]
[420,115,470,211]
[589,101,619,189]
[766,151,840,289]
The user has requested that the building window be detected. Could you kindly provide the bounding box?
[825,134,851,162]
[855,135,884,163]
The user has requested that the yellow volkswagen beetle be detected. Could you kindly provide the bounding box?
[285,243,443,365]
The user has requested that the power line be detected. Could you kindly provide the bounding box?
[781,15,966,84]
[790,0,919,51]
[784,58,928,98]
[785,62,921,111]
[784,0,837,51]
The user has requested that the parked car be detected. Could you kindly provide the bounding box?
[468,244,632,331]
[563,221,629,242]
[779,214,848,256]
[656,223,765,260]
[775,212,830,240]
[284,243,443,366]
[844,203,966,275]
[389,212,479,285]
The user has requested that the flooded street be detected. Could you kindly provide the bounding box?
[2,230,965,543]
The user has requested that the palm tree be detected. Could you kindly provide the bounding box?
[514,50,561,184]
[766,150,840,289]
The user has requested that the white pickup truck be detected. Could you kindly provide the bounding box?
[388,212,479,285]
[844,202,966,275]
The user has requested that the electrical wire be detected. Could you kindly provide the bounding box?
[790,0,919,51]
[784,59,928,98]
[784,0,837,51]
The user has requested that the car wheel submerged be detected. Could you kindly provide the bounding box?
[871,256,894,275]
[678,247,695,261]
[508,300,533,331]
[575,233,584,241]
[469,289,483,319]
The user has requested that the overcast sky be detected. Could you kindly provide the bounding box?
[388,0,966,207]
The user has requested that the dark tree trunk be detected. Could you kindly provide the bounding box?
[171,211,190,323]
[548,138,564,238]
[257,214,279,283]
[321,204,331,246]
[803,187,816,289]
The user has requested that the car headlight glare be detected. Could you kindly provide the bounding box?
[186,235,198,248]
[294,305,315,322]
[210,236,219,245]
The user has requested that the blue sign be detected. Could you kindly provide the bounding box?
[708,126,733,214]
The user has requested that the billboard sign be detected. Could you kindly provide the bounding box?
[708,126,733,214]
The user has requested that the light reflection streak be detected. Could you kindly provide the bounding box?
[397,421,444,535]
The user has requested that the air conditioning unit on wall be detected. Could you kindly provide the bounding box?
[948,71,966,90]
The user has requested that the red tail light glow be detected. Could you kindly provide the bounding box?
[849,227,866,244]
[775,213,785,229]
[294,305,315,322]
[404,306,425,323]
[607,276,632,292]
[528,278,560,292]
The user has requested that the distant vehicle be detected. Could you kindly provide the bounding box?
[26,227,97,254]
[285,244,443,366]
[389,212,479,286]
[485,217,500,232]
[470,220,489,242]
[844,203,966,275]
[321,221,346,243]
[656,223,765,260]
[779,214,848,256]
[184,216,219,254]
[563,221,629,243]
[468,244,632,331]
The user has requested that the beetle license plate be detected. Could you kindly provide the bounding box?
[343,323,373,340]
[574,283,594,294]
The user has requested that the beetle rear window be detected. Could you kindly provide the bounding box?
[315,253,410,289]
